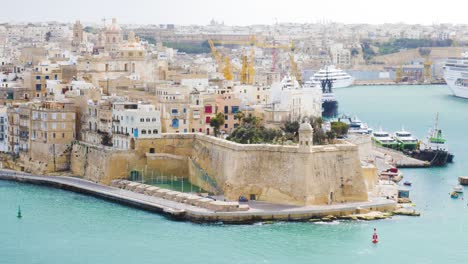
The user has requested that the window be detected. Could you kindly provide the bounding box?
[224,106,228,114]
[232,106,239,114]
[224,124,228,128]
[146,118,150,122]
[54,75,58,80]
[62,113,66,119]
[172,119,179,128]
[171,108,179,116]
[62,133,65,138]
[225,115,228,120]
[141,129,147,134]
[204,105,212,114]
[35,76,41,80]
[52,123,57,129]
[52,113,57,120]
[152,118,156,122]
[62,123,65,129]
[35,84,41,91]
[205,116,211,123]
[149,148,155,154]
[153,129,158,134]
[45,76,49,80]
[183,108,186,113]
[183,119,186,125]
[140,118,144,122]
[53,133,56,138]
[148,130,152,134]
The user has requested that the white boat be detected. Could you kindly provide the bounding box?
[372,129,399,149]
[310,65,355,88]
[453,185,463,193]
[338,115,372,134]
[393,129,418,150]
[443,52,468,99]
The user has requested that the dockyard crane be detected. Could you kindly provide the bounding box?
[209,36,256,84]
[208,39,233,81]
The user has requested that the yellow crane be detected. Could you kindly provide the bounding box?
[208,39,233,81]
[209,36,255,84]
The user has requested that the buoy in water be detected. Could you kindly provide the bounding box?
[17,206,22,219]
[372,228,378,244]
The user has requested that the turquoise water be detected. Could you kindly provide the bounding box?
[2,85,468,264]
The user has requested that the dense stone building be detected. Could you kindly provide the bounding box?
[112,101,161,150]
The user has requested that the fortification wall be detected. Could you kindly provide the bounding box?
[71,133,369,206]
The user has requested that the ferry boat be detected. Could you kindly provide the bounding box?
[338,115,372,134]
[443,52,468,99]
[310,65,355,88]
[372,129,400,149]
[393,129,418,151]
[410,114,454,166]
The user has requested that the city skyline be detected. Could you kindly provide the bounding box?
[1,0,467,26]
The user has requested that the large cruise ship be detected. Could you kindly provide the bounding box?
[443,52,468,99]
[310,65,355,88]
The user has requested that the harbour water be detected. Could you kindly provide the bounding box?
[1,85,468,264]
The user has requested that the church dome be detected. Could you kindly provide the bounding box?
[106,18,121,32]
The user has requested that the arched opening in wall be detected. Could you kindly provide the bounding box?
[130,138,135,150]
[124,63,128,72]
[153,129,158,134]
[149,148,155,154]
[206,128,210,135]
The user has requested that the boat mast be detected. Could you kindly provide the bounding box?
[434,112,439,138]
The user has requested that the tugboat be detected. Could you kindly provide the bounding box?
[410,114,454,166]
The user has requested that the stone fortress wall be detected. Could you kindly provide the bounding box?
[71,132,369,206]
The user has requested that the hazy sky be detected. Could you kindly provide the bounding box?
[2,0,466,25]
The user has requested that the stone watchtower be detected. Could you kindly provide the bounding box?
[298,120,314,153]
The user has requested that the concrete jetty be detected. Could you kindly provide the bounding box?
[373,146,430,168]
[0,170,396,224]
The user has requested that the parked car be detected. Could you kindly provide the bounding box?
[238,196,249,202]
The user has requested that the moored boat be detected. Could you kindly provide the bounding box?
[453,185,463,193]
[394,129,418,151]
[410,114,454,166]
[372,129,400,149]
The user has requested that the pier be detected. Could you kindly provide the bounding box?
[373,146,430,168]
[0,169,396,224]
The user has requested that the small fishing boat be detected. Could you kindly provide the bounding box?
[450,191,459,198]
[403,181,412,186]
[453,185,464,193]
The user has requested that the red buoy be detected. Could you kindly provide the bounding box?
[372,228,379,244]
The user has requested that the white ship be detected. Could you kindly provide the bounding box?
[443,52,468,99]
[310,65,355,88]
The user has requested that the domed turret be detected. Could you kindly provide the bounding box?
[298,119,313,152]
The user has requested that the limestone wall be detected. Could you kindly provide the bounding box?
[71,133,369,206]
[188,134,367,205]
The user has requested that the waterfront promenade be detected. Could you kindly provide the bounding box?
[0,169,396,223]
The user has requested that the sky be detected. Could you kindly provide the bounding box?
[1,0,467,26]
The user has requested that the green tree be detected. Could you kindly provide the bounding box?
[330,121,349,138]
[209,112,225,137]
